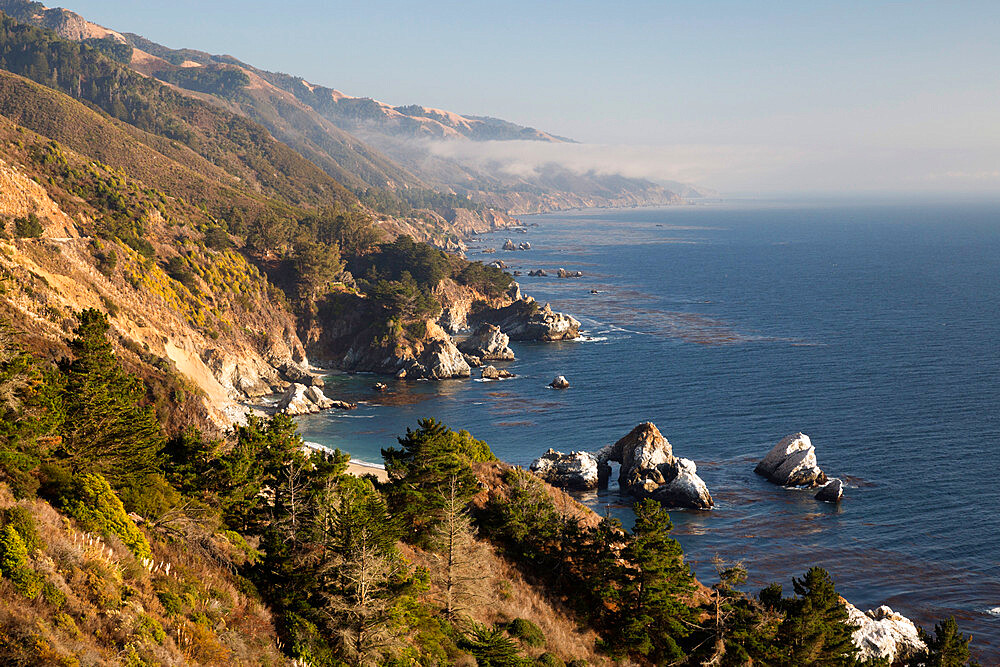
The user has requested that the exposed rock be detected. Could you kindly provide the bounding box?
[489,259,507,269]
[506,282,522,301]
[519,242,531,250]
[483,247,495,254]
[463,354,483,368]
[549,375,570,389]
[471,299,580,341]
[503,238,516,250]
[458,323,515,361]
[373,382,387,392]
[846,602,926,664]
[279,361,324,387]
[405,339,472,380]
[530,449,599,490]
[557,268,583,278]
[595,423,713,509]
[815,479,844,502]
[278,383,344,415]
[481,365,514,380]
[754,432,828,487]
[528,269,548,277]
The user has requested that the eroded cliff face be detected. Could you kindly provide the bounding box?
[0,159,305,429]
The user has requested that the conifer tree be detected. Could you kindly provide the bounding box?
[429,475,493,620]
[775,567,859,666]
[616,499,694,664]
[56,309,162,486]
[910,617,978,667]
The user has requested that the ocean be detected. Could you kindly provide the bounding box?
[297,199,1000,660]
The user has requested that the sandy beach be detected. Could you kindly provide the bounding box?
[346,461,388,482]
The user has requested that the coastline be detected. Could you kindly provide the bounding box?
[346,460,388,482]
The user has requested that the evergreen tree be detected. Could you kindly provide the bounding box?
[774,567,859,666]
[909,617,978,667]
[615,499,695,664]
[383,418,493,542]
[461,623,528,667]
[56,309,162,486]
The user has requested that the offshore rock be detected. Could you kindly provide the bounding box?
[481,365,514,380]
[846,602,926,663]
[528,269,548,277]
[815,478,844,502]
[406,339,472,380]
[549,375,570,389]
[503,238,516,250]
[471,298,580,341]
[458,323,515,361]
[278,383,341,415]
[595,423,713,509]
[755,432,828,487]
[530,449,599,490]
[557,268,583,278]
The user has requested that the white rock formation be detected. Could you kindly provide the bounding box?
[278,383,354,415]
[755,432,828,487]
[458,323,515,361]
[846,602,926,663]
[530,449,599,490]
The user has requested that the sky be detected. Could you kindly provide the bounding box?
[53,1,1000,195]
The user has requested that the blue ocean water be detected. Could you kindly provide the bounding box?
[298,200,1000,659]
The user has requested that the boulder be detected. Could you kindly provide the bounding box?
[549,375,570,389]
[279,362,324,387]
[595,423,713,509]
[530,449,599,490]
[481,365,514,380]
[557,268,583,278]
[846,602,926,663]
[528,269,548,277]
[471,299,580,341]
[463,354,483,368]
[373,382,387,392]
[458,323,515,361]
[815,479,844,502]
[518,242,531,250]
[489,259,507,269]
[277,383,351,415]
[754,433,827,487]
[503,238,516,251]
[412,339,472,380]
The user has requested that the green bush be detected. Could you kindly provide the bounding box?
[2,506,43,552]
[506,618,546,647]
[0,524,42,599]
[134,614,166,644]
[60,473,153,560]
[157,590,184,616]
[41,580,67,608]
[14,214,43,238]
[535,653,565,667]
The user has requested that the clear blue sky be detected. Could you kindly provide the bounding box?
[53,1,1000,194]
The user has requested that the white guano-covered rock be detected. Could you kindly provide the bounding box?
[755,432,828,487]
[845,602,926,664]
[530,449,599,490]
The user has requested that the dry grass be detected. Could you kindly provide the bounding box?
[0,483,290,666]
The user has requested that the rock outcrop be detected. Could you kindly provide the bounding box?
[458,323,515,361]
[549,375,570,389]
[471,291,580,341]
[557,268,583,278]
[278,383,356,415]
[595,423,713,509]
[481,365,513,380]
[815,479,844,502]
[846,602,926,664]
[528,269,548,277]
[397,339,471,380]
[279,361,324,387]
[754,433,828,487]
[530,449,599,490]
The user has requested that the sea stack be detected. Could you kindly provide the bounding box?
[754,432,828,487]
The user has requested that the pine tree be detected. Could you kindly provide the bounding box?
[461,623,528,667]
[428,475,494,620]
[910,617,978,667]
[775,567,859,666]
[616,499,695,664]
[56,309,162,486]
[382,418,493,542]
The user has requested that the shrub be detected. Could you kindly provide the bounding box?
[157,590,184,616]
[14,214,43,238]
[0,525,42,599]
[2,506,43,552]
[134,614,166,644]
[60,473,153,560]
[536,653,566,667]
[506,618,546,647]
[42,581,67,609]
